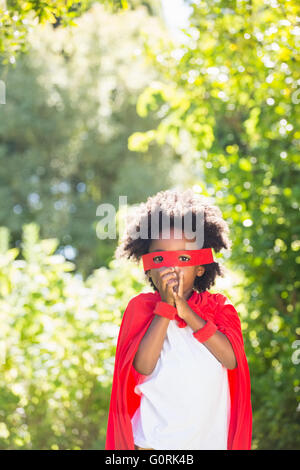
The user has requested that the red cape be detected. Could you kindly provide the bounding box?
[105,290,252,450]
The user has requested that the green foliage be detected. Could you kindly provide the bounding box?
[0,222,147,449]
[0,0,91,63]
[1,0,299,451]
[130,0,300,449]
[0,3,175,277]
[0,0,163,64]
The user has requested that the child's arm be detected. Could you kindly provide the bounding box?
[173,272,237,370]
[177,302,237,370]
[133,314,170,375]
[133,267,178,376]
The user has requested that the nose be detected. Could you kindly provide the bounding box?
[158,266,176,273]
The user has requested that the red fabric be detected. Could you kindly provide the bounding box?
[193,319,218,343]
[153,301,177,320]
[142,248,214,271]
[105,289,252,450]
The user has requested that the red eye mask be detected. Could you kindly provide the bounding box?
[142,248,214,271]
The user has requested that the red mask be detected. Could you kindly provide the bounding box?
[142,248,214,271]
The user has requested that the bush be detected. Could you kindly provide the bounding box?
[0,222,146,449]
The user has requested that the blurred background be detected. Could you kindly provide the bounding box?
[0,0,299,450]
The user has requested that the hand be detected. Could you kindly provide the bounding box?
[172,270,187,318]
[154,267,179,307]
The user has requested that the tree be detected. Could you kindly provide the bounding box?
[0,222,147,449]
[0,3,175,277]
[0,0,163,63]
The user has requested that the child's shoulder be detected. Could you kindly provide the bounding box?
[207,291,234,307]
[124,292,160,321]
[127,291,160,307]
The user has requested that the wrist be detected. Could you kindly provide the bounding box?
[177,304,206,331]
[153,301,177,320]
[193,319,217,343]
[160,296,176,308]
[175,297,189,319]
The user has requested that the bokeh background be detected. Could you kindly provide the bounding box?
[0,0,299,450]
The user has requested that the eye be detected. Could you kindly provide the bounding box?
[179,255,190,262]
[153,255,163,263]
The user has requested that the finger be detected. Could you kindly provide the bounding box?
[179,271,184,297]
[171,274,179,293]
[161,272,178,285]
[156,270,175,288]
[161,271,176,283]
[166,278,178,289]
[171,282,178,298]
[153,267,173,284]
[172,271,180,292]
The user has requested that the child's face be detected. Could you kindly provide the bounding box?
[146,227,205,300]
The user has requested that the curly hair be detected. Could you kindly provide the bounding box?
[115,188,232,293]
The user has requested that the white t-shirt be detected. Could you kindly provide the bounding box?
[131,318,231,450]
